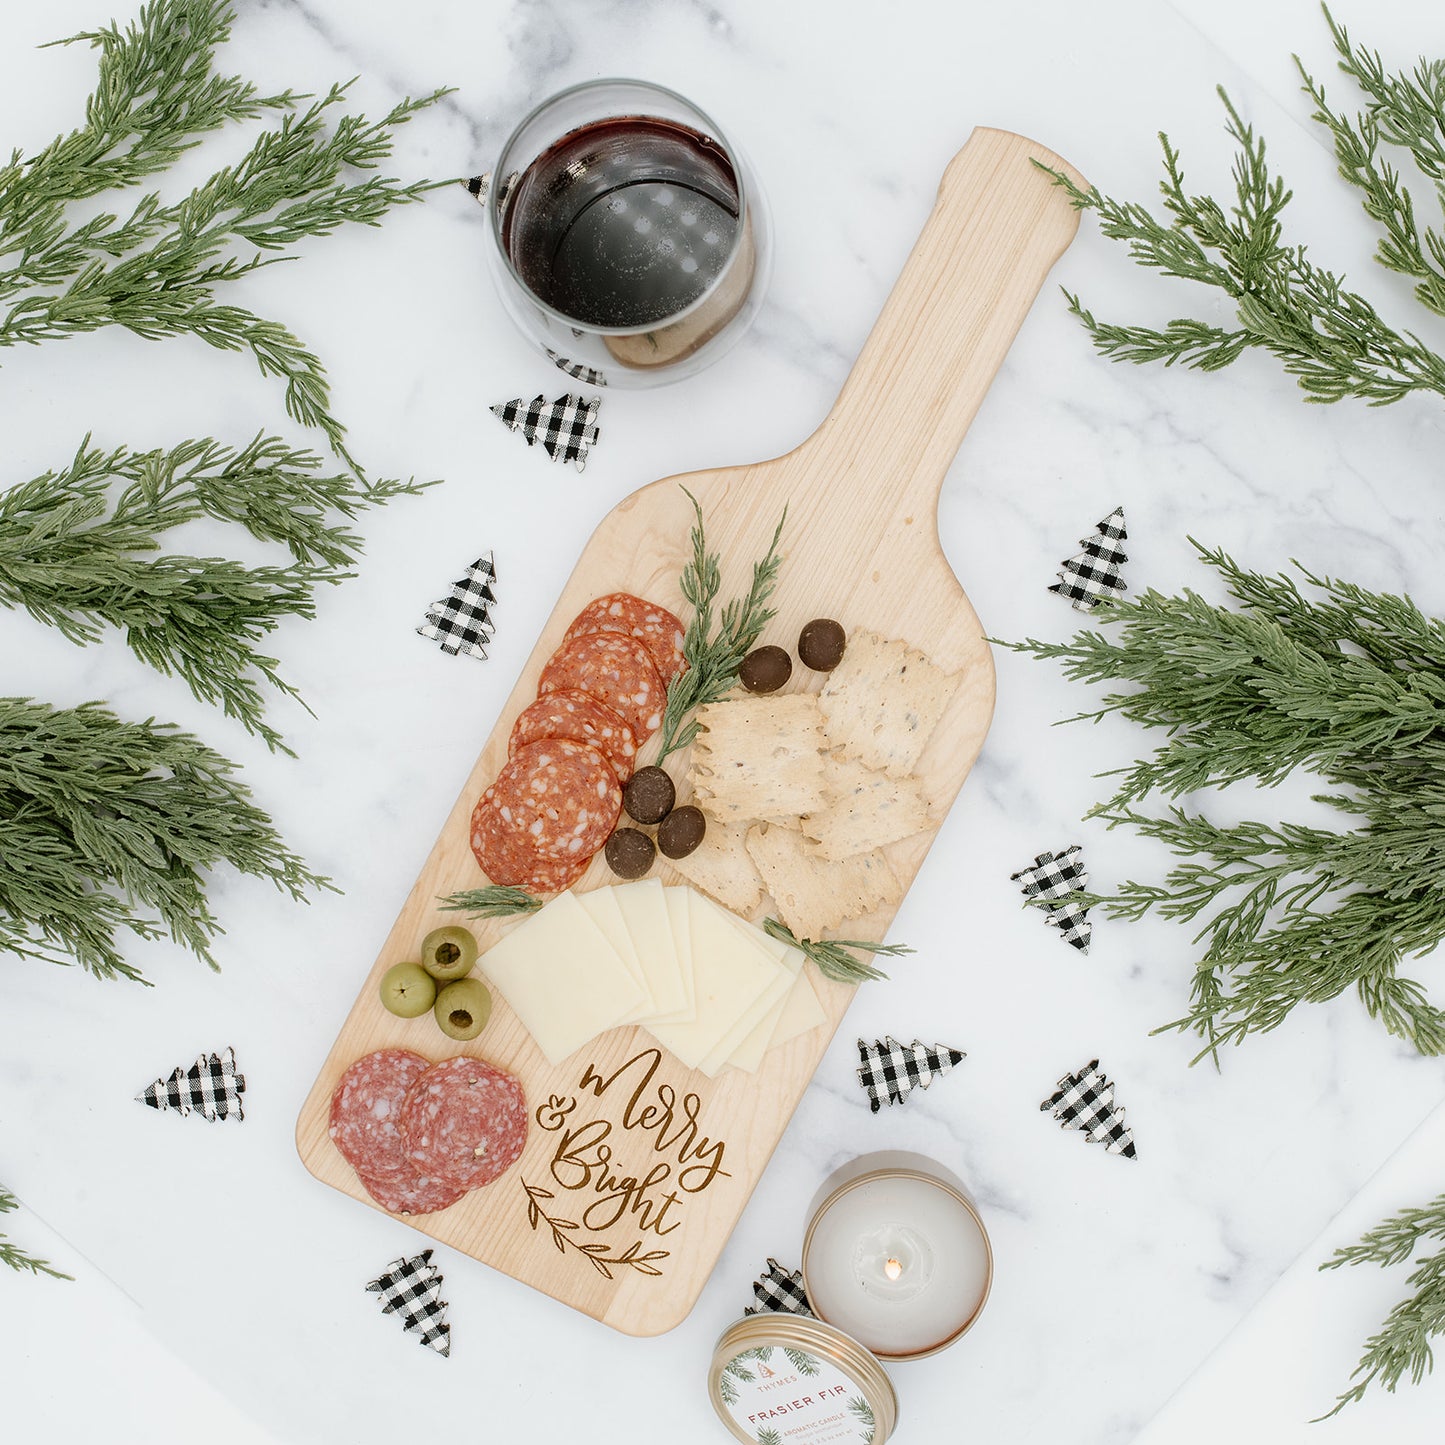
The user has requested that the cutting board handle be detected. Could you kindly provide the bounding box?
[802,128,1085,519]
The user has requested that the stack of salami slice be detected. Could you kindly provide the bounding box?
[470,593,687,893]
[329,1050,528,1216]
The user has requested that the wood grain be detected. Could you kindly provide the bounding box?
[296,128,1084,1336]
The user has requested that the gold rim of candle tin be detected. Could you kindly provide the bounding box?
[708,1314,899,1445]
[800,1166,995,1361]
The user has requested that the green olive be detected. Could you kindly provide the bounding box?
[419,924,479,981]
[379,961,436,1019]
[434,977,492,1041]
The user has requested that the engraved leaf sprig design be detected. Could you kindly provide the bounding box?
[521,1181,668,1279]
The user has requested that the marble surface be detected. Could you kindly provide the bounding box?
[3,0,1444,1441]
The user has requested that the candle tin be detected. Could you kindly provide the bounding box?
[708,1313,900,1445]
[801,1152,994,1361]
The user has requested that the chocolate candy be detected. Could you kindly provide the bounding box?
[657,805,706,859]
[739,645,792,694]
[623,765,675,825]
[798,618,846,672]
[604,827,657,879]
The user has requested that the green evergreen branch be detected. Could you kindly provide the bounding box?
[0,1187,71,1281]
[0,697,332,982]
[0,0,453,470]
[438,886,542,919]
[655,488,786,763]
[1007,547,1445,1060]
[0,437,429,751]
[1041,6,1445,407]
[1317,1190,1445,1417]
[762,917,912,986]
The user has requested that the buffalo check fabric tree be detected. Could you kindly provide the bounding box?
[1050,506,1129,612]
[491,392,601,469]
[1012,845,1093,953]
[417,551,497,660]
[856,1037,966,1112]
[744,1258,813,1317]
[366,1249,451,1356]
[1041,1059,1137,1160]
[137,1046,245,1121]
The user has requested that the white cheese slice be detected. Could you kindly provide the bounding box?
[762,965,826,1054]
[612,878,692,1022]
[575,886,655,1024]
[478,891,644,1065]
[647,891,785,1071]
[698,918,796,1077]
[664,884,695,1008]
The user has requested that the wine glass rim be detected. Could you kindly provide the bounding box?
[487,77,754,338]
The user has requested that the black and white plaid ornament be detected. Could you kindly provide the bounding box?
[491,392,601,469]
[1012,846,1092,953]
[1050,506,1129,612]
[417,551,497,660]
[743,1258,813,1317]
[137,1046,245,1122]
[1041,1059,1137,1160]
[544,348,608,388]
[366,1249,451,1356]
[856,1036,966,1113]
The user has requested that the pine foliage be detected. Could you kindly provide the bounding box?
[1042,6,1445,407]
[0,697,331,982]
[1010,545,1445,1062]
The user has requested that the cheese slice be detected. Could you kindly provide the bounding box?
[648,892,785,1071]
[698,919,796,1077]
[663,885,696,1017]
[575,886,655,1024]
[478,891,644,1065]
[708,924,820,1075]
[613,879,693,1023]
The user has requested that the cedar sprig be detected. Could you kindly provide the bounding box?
[0,0,452,473]
[0,1187,70,1281]
[0,697,332,983]
[762,917,912,986]
[1038,6,1445,407]
[1008,544,1445,1061]
[655,487,786,762]
[1317,1190,1445,1417]
[0,436,428,752]
[439,886,541,919]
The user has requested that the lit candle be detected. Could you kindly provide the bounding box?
[802,1157,992,1359]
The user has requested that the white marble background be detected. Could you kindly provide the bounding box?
[2,0,1444,1441]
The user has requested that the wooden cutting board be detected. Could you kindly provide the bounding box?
[296,127,1083,1336]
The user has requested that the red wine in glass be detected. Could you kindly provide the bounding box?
[500,115,743,330]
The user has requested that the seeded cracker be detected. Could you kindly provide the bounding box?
[689,695,828,823]
[664,819,766,915]
[802,755,932,861]
[746,823,900,939]
[818,629,962,778]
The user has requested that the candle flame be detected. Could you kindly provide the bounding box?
[884,1257,903,1281]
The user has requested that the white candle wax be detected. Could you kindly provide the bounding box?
[803,1172,991,1357]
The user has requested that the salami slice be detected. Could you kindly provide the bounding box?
[401,1056,528,1190]
[471,738,621,883]
[329,1049,430,1180]
[356,1165,465,1217]
[563,593,688,685]
[509,689,637,786]
[538,632,664,742]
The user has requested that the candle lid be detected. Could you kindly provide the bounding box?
[708,1313,899,1445]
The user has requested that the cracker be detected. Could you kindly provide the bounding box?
[689,694,829,823]
[664,819,766,915]
[818,629,963,778]
[802,755,932,860]
[745,823,900,939]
